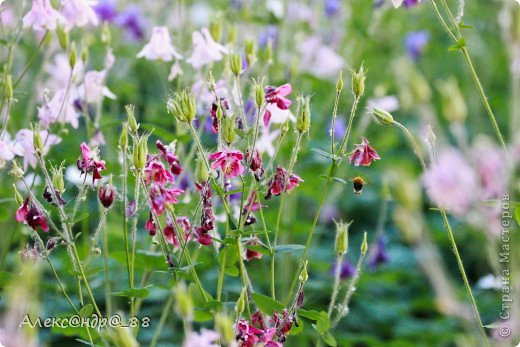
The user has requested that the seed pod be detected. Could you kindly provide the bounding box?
[126,105,139,133]
[351,65,366,98]
[372,107,394,126]
[335,221,351,256]
[235,287,247,316]
[360,232,368,255]
[229,53,242,77]
[69,42,77,69]
[223,115,236,145]
[296,95,311,133]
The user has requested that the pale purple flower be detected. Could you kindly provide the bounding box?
[183,329,220,347]
[168,60,184,81]
[367,95,399,113]
[137,26,182,61]
[187,28,228,69]
[14,129,61,169]
[331,259,355,279]
[405,31,429,61]
[368,236,389,269]
[38,89,79,129]
[0,5,17,28]
[61,0,99,30]
[116,5,146,41]
[258,25,278,48]
[23,0,65,31]
[80,70,116,103]
[0,133,23,168]
[422,149,478,216]
[471,138,508,200]
[94,0,117,22]
[325,0,341,16]
[328,117,346,139]
[44,53,84,90]
[299,37,344,78]
[392,0,421,8]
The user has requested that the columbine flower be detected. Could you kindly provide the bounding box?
[194,181,215,246]
[145,158,174,185]
[163,216,190,249]
[298,37,344,78]
[25,205,49,232]
[265,167,303,200]
[15,197,30,223]
[368,235,389,269]
[245,238,263,261]
[263,84,292,126]
[99,183,116,208]
[182,329,220,347]
[137,26,182,61]
[0,133,23,168]
[77,142,106,184]
[61,0,99,30]
[422,149,478,216]
[43,186,67,206]
[209,149,245,178]
[115,5,146,41]
[23,0,64,31]
[14,129,61,170]
[38,89,79,129]
[392,0,421,8]
[187,28,228,69]
[156,140,183,175]
[149,183,183,215]
[405,31,429,61]
[80,70,116,104]
[331,259,355,279]
[145,212,157,236]
[349,137,381,167]
[93,0,117,22]
[246,148,265,180]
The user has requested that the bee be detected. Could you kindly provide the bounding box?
[352,176,365,195]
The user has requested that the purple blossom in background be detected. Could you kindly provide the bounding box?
[116,5,146,41]
[328,117,346,140]
[368,236,389,270]
[403,0,421,7]
[325,0,341,17]
[244,99,256,124]
[331,259,355,280]
[258,25,278,48]
[405,31,429,61]
[94,0,118,22]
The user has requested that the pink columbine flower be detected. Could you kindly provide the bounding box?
[349,137,381,167]
[137,26,183,62]
[38,89,79,129]
[26,206,50,232]
[265,166,303,200]
[246,148,265,180]
[23,0,65,31]
[163,216,190,249]
[98,183,116,208]
[145,159,174,185]
[149,183,184,215]
[77,142,106,184]
[145,212,157,236]
[209,149,245,178]
[187,28,228,69]
[245,238,263,261]
[194,181,215,246]
[263,84,292,126]
[14,129,61,170]
[16,197,30,223]
[156,140,183,175]
[61,0,99,31]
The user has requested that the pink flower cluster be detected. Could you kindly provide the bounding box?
[16,197,49,233]
[265,167,303,200]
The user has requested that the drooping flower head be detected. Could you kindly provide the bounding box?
[209,149,245,178]
[137,26,182,61]
[187,28,228,69]
[23,0,65,31]
[77,142,106,184]
[368,235,389,270]
[156,140,183,175]
[116,5,146,41]
[163,216,191,249]
[94,0,117,22]
[149,183,184,215]
[405,31,429,61]
[145,158,174,185]
[245,238,264,261]
[349,137,381,167]
[392,0,421,8]
[265,167,303,200]
[331,259,355,279]
[98,183,116,208]
[263,84,293,126]
[61,0,99,30]
[16,197,49,233]
[194,181,215,246]
[246,148,265,180]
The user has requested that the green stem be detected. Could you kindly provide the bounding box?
[121,148,132,304]
[150,293,175,347]
[236,236,252,320]
[327,254,344,318]
[330,90,341,155]
[13,31,49,89]
[102,208,112,317]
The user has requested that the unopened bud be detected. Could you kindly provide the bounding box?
[336,70,343,92]
[245,38,257,67]
[46,238,57,251]
[32,125,43,155]
[13,184,23,206]
[102,22,111,46]
[360,232,368,256]
[167,90,196,123]
[280,120,290,134]
[99,183,116,209]
[57,24,68,50]
[215,313,235,344]
[81,45,89,64]
[372,107,394,126]
[196,152,209,182]
[5,75,12,102]
[334,221,351,256]
[69,42,77,69]
[254,78,264,107]
[299,260,309,282]
[235,287,247,316]
[216,102,223,122]
[229,53,242,77]
[125,105,139,133]
[119,122,128,150]
[51,165,65,193]
[296,95,311,133]
[223,115,236,144]
[135,136,148,170]
[351,65,366,98]
[209,18,222,42]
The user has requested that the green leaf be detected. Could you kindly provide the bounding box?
[217,244,239,277]
[203,300,223,311]
[246,244,271,256]
[313,311,330,334]
[79,304,93,317]
[297,309,322,321]
[514,206,520,227]
[68,266,105,277]
[331,177,347,184]
[193,309,213,322]
[448,38,466,51]
[311,148,340,161]
[321,331,337,346]
[251,292,284,316]
[189,283,213,307]
[274,244,305,254]
[111,286,151,299]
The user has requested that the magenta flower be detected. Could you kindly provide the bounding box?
[263,84,293,126]
[245,238,263,261]
[145,159,174,185]
[163,216,191,249]
[156,140,183,175]
[246,148,265,180]
[209,149,245,178]
[265,167,303,200]
[194,181,215,246]
[145,212,157,236]
[26,206,50,232]
[149,183,184,215]
[98,183,116,208]
[15,196,30,223]
[349,137,381,167]
[77,142,106,184]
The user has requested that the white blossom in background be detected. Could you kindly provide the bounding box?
[23,0,65,31]
[367,95,400,113]
[0,133,23,169]
[38,89,79,128]
[80,70,116,103]
[61,0,99,31]
[137,26,182,61]
[14,129,61,169]
[299,37,344,78]
[187,28,228,69]
[168,60,184,81]
[44,53,85,90]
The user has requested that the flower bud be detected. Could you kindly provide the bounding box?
[360,231,368,256]
[280,120,290,134]
[351,65,366,98]
[57,24,68,50]
[174,282,193,320]
[137,136,148,170]
[32,125,43,155]
[13,184,23,206]
[216,102,223,122]
[235,287,247,316]
[296,95,311,133]
[223,115,236,145]
[209,18,222,42]
[215,313,234,344]
[69,42,77,69]
[196,152,209,182]
[336,70,343,92]
[125,105,139,133]
[254,78,264,107]
[167,90,196,123]
[334,221,351,256]
[51,165,65,193]
[228,25,237,45]
[81,45,89,64]
[299,260,309,282]
[229,53,242,77]
[119,122,128,150]
[245,38,257,67]
[102,22,111,46]
[5,75,12,102]
[46,237,57,251]
[372,107,394,126]
[99,183,116,209]
[207,70,216,92]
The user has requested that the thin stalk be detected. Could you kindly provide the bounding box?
[102,208,112,316]
[235,75,249,131]
[13,31,49,89]
[121,148,132,301]
[327,253,344,318]
[236,236,252,320]
[330,89,341,154]
[150,293,175,347]
[130,172,142,317]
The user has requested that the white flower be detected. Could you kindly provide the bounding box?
[61,0,99,30]
[264,102,295,125]
[38,89,79,128]
[187,28,228,69]
[367,95,400,113]
[476,274,501,290]
[137,26,182,61]
[299,37,344,78]
[23,0,65,31]
[44,53,84,90]
[0,133,23,168]
[257,127,280,157]
[168,60,184,81]
[80,70,116,103]
[183,329,220,347]
[14,129,61,169]
[392,0,404,7]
